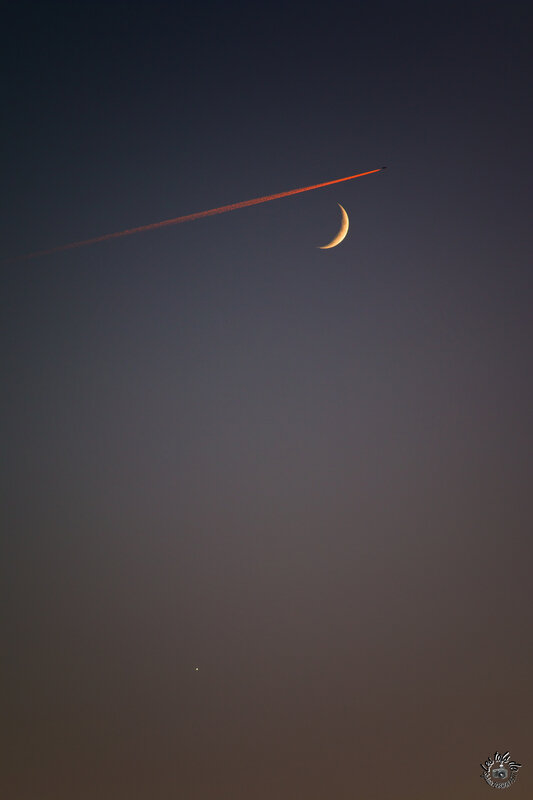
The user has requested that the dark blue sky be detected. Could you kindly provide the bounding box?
[2,2,532,798]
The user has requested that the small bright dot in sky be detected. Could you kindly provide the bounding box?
[194,667,199,671]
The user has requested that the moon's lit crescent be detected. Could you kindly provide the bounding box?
[318,204,349,249]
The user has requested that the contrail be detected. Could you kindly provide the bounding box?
[13,167,385,261]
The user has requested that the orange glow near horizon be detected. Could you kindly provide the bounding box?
[16,168,384,260]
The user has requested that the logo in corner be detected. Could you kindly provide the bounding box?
[481,751,522,789]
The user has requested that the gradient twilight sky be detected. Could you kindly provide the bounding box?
[2,2,532,798]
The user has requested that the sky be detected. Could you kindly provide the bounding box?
[2,1,532,798]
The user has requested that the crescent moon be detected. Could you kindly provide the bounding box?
[317,204,349,249]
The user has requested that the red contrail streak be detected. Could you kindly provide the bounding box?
[16,168,385,261]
